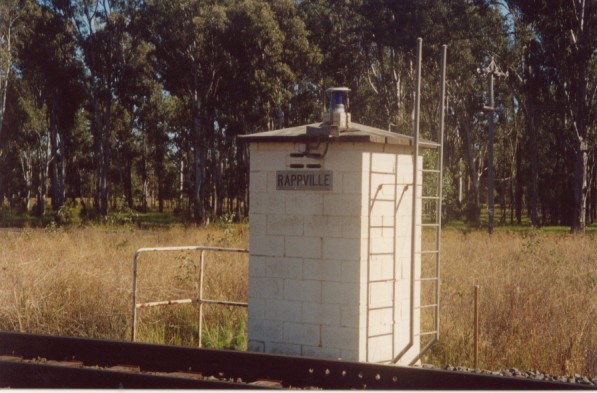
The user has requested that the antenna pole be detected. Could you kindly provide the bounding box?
[488,70,495,234]
[481,57,507,234]
[410,35,422,356]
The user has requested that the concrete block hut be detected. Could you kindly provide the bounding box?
[239,88,436,364]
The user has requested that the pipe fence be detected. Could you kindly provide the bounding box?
[130,246,249,347]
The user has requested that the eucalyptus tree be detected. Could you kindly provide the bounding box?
[54,0,129,215]
[0,0,21,139]
[143,0,229,224]
[16,0,83,212]
[446,4,512,228]
[111,0,159,210]
[356,0,451,130]
[0,0,23,205]
[500,10,538,226]
[5,77,49,214]
[297,0,369,117]
[165,96,193,213]
[14,2,81,212]
[144,0,315,223]
[505,0,597,232]
[138,85,178,213]
[218,0,317,217]
[362,0,508,227]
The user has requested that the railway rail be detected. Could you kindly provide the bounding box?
[0,331,593,389]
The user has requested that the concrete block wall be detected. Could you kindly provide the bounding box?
[363,149,422,363]
[247,141,420,364]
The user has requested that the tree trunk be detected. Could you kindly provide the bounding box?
[35,143,50,217]
[210,120,223,218]
[20,153,33,211]
[35,163,45,216]
[589,162,596,225]
[0,6,14,139]
[569,55,590,232]
[124,163,133,209]
[92,91,102,213]
[458,115,481,228]
[124,114,135,209]
[217,158,225,217]
[158,186,164,213]
[0,66,8,139]
[156,161,164,213]
[58,122,65,208]
[49,98,65,211]
[192,91,205,225]
[155,144,165,214]
[178,158,184,210]
[141,131,148,212]
[528,103,539,227]
[508,128,517,225]
[515,134,523,224]
[99,86,112,216]
[571,138,589,232]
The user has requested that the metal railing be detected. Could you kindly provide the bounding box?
[130,246,249,347]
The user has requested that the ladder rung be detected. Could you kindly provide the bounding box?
[421,196,441,200]
[416,277,439,282]
[367,332,393,339]
[416,304,438,310]
[420,250,439,255]
[370,171,395,175]
[369,225,395,229]
[368,279,394,284]
[416,331,438,337]
[367,305,394,312]
[419,223,440,228]
[421,168,441,174]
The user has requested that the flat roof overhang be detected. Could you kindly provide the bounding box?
[238,122,439,149]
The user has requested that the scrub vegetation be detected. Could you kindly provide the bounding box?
[1,0,596,233]
[430,228,597,377]
[0,224,249,349]
[0,224,595,377]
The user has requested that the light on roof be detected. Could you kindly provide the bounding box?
[323,87,351,129]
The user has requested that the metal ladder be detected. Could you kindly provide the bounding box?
[411,143,444,364]
[412,42,446,365]
[393,40,446,365]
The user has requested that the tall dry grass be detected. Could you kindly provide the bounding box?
[0,225,594,376]
[431,229,597,377]
[0,225,248,348]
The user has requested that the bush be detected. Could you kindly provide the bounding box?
[55,205,74,226]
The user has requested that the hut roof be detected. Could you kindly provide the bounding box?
[238,122,438,149]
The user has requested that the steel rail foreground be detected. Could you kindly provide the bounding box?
[0,331,593,389]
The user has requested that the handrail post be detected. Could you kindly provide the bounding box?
[131,252,139,342]
[198,249,205,348]
[474,285,480,369]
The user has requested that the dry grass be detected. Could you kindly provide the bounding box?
[431,229,597,377]
[0,225,595,376]
[0,225,248,348]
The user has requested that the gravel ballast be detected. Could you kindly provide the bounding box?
[420,364,597,387]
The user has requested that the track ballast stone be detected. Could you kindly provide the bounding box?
[419,364,597,387]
